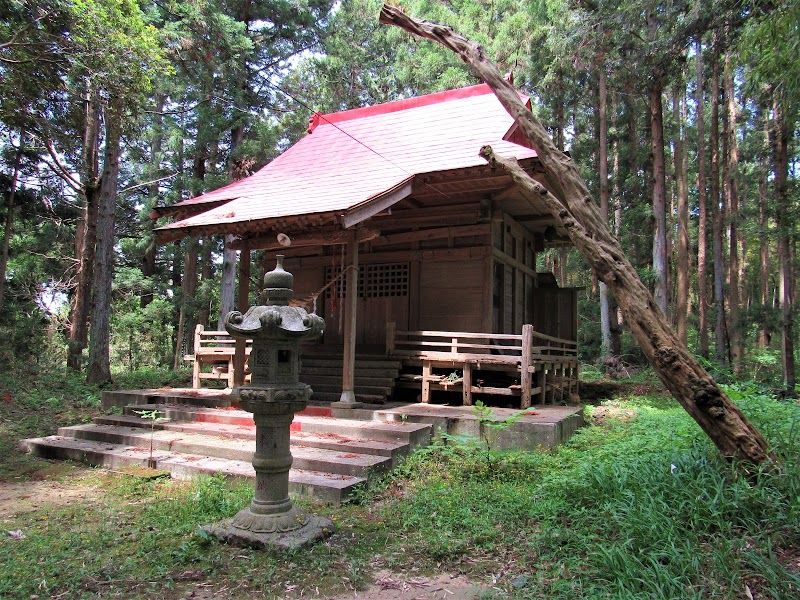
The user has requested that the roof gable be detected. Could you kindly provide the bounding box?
[156,84,537,239]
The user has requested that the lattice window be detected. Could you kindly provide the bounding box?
[325,263,409,299]
[363,263,408,298]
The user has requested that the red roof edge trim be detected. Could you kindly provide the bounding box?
[309,84,493,132]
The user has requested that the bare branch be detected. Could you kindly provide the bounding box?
[120,173,178,194]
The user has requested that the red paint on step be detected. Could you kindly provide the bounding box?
[193,412,254,426]
[298,406,332,417]
[290,422,301,432]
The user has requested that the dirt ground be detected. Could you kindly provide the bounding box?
[324,571,485,600]
[0,467,103,521]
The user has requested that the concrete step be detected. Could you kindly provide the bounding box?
[92,415,411,465]
[58,424,392,478]
[21,436,364,505]
[293,414,431,448]
[118,403,431,448]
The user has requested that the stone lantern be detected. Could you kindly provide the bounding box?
[202,255,333,550]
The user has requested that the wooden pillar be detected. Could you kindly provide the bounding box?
[233,244,250,387]
[462,363,473,406]
[520,323,533,408]
[339,230,359,403]
[421,361,432,403]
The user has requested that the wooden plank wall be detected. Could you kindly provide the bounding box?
[418,258,486,331]
[492,212,537,334]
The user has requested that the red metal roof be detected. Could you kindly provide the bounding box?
[156,83,538,236]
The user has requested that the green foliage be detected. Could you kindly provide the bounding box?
[110,267,174,370]
[372,391,800,597]
[2,371,799,597]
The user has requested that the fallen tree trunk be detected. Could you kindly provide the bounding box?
[379,4,772,466]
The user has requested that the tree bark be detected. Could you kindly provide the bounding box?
[379,4,772,466]
[673,85,689,345]
[141,94,164,309]
[648,11,668,318]
[68,89,101,371]
[758,166,770,348]
[86,99,122,384]
[0,132,24,313]
[173,237,199,370]
[724,52,741,373]
[611,113,623,357]
[198,237,213,327]
[598,44,612,359]
[218,235,237,330]
[709,48,728,366]
[772,88,795,397]
[696,38,709,359]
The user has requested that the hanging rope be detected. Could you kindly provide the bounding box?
[338,245,345,336]
[290,263,359,319]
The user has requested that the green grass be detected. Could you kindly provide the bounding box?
[1,367,799,598]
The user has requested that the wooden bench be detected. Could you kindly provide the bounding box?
[183,324,252,389]
[387,323,578,407]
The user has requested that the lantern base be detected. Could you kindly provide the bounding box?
[201,513,334,551]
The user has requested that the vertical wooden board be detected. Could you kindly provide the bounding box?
[532,288,579,341]
[358,295,409,348]
[482,254,493,333]
[419,258,486,332]
[409,259,421,330]
[492,260,504,332]
[514,267,523,332]
[504,265,513,333]
[292,266,325,315]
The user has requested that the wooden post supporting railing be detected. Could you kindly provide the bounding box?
[521,324,534,408]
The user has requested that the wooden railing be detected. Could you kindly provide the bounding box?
[183,324,252,389]
[386,323,578,407]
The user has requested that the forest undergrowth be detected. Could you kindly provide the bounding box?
[1,366,799,599]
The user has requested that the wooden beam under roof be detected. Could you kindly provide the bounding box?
[230,227,380,251]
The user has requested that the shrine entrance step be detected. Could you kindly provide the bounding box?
[21,403,432,506]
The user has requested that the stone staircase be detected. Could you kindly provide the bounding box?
[301,353,403,404]
[22,403,431,505]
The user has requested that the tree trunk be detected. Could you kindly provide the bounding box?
[758,168,770,348]
[598,45,612,359]
[673,85,689,345]
[710,48,728,366]
[0,132,24,313]
[379,4,772,466]
[648,10,668,318]
[68,89,101,371]
[197,237,213,327]
[611,114,623,357]
[772,88,795,397]
[173,237,199,370]
[696,37,710,359]
[218,235,237,329]
[724,52,741,373]
[86,100,122,385]
[141,94,164,309]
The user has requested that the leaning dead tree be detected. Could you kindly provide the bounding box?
[379,4,772,466]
